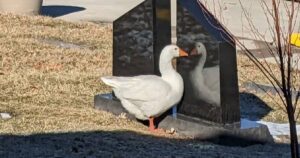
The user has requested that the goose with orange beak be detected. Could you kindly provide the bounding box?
[101,45,188,131]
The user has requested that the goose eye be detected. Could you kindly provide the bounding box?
[174,48,178,51]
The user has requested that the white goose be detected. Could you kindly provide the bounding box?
[190,42,220,106]
[101,45,188,131]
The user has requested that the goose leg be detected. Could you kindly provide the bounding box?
[149,117,166,134]
[149,117,155,131]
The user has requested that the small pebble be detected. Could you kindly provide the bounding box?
[118,113,127,119]
[0,113,12,120]
[166,128,176,134]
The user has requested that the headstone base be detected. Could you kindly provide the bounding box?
[94,94,274,146]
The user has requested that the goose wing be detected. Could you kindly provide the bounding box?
[102,75,171,102]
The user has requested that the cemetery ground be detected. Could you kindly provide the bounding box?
[0,13,298,157]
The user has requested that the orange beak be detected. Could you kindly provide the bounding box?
[179,49,188,57]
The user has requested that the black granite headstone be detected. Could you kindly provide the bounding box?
[176,0,240,124]
[113,0,239,125]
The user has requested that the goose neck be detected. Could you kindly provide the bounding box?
[159,57,176,76]
[197,51,207,70]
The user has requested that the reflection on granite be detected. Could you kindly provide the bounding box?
[177,3,222,123]
[113,0,154,76]
[176,1,239,124]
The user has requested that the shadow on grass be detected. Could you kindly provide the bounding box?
[0,130,289,158]
[41,5,85,17]
[240,92,273,120]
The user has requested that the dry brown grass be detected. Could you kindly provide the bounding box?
[0,13,180,137]
[238,54,300,123]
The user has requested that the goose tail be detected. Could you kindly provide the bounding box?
[101,76,120,88]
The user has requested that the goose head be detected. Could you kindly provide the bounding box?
[191,42,206,56]
[160,45,188,60]
[159,45,188,75]
[190,42,208,71]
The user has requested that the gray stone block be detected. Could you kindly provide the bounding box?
[94,94,274,146]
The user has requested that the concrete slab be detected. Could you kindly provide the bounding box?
[258,53,300,70]
[42,0,143,22]
[202,0,300,49]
